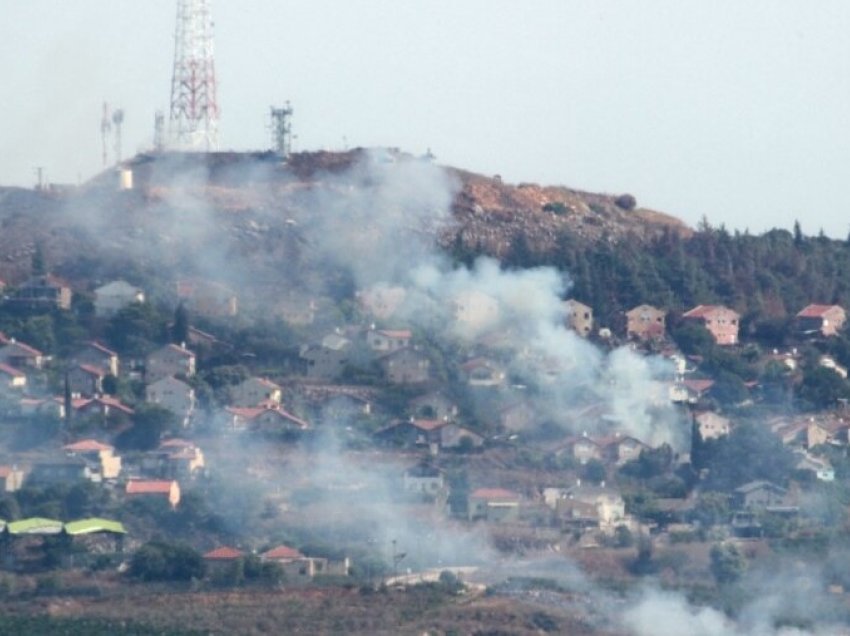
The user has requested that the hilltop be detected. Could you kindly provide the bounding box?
[0,148,689,289]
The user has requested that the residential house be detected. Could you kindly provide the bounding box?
[27,457,91,485]
[145,376,196,426]
[409,391,458,421]
[93,280,145,317]
[560,434,604,465]
[261,545,336,582]
[366,328,412,354]
[670,378,715,404]
[0,466,24,492]
[498,401,536,433]
[125,479,181,509]
[403,464,446,498]
[468,488,521,523]
[73,396,134,422]
[547,483,628,533]
[379,347,431,385]
[796,304,846,337]
[694,411,731,440]
[203,546,244,577]
[176,279,238,317]
[733,481,790,511]
[141,439,206,480]
[626,304,667,341]
[601,434,649,466]
[146,344,196,383]
[0,363,26,393]
[820,355,848,379]
[682,305,740,345]
[71,342,119,376]
[795,453,835,482]
[229,377,282,408]
[63,439,122,480]
[276,295,317,326]
[224,405,309,433]
[300,333,351,381]
[67,364,106,397]
[0,340,44,370]
[563,299,593,337]
[773,418,832,449]
[459,357,505,388]
[8,274,71,310]
[376,418,484,451]
[356,285,406,319]
[452,290,500,332]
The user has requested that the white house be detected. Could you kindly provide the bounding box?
[146,376,196,426]
[94,280,145,317]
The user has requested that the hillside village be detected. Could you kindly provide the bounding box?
[1,148,850,634]
[1,251,850,601]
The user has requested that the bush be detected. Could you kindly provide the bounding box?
[614,194,637,211]
[129,541,204,582]
[542,202,569,216]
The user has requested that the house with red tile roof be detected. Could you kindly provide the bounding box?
[71,341,119,376]
[796,304,846,337]
[141,439,205,480]
[224,405,309,432]
[74,396,134,421]
[0,362,26,392]
[63,439,122,480]
[202,546,245,578]
[145,344,196,383]
[0,465,25,492]
[366,327,412,353]
[0,339,44,369]
[125,479,181,509]
[682,305,740,345]
[67,364,107,397]
[626,304,667,341]
[260,545,335,581]
[229,377,282,408]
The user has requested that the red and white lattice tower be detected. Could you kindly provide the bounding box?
[169,0,219,150]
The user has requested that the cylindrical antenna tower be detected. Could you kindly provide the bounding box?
[168,0,219,150]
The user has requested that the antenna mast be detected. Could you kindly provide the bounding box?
[270,103,294,159]
[112,109,125,164]
[100,102,112,167]
[168,0,219,150]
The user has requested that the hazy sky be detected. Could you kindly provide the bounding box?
[2,1,849,236]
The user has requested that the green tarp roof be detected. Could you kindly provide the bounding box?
[64,518,127,536]
[7,517,64,535]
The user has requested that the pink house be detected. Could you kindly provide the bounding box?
[682,305,740,345]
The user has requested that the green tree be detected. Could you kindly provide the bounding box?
[171,303,189,345]
[115,404,177,451]
[129,541,205,582]
[797,367,850,411]
[703,422,793,491]
[709,543,746,586]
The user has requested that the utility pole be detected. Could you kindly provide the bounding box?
[270,103,294,159]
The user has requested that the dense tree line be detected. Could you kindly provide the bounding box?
[494,221,850,330]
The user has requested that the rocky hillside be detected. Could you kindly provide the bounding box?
[0,148,690,294]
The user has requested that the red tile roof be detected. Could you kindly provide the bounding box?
[77,364,108,377]
[64,439,113,452]
[378,329,412,339]
[159,438,195,449]
[1,340,43,357]
[682,379,715,393]
[126,480,176,495]
[470,488,520,501]
[262,545,303,560]
[797,304,841,318]
[203,546,244,560]
[412,419,448,432]
[0,363,25,378]
[85,341,118,357]
[683,304,739,320]
[0,466,18,478]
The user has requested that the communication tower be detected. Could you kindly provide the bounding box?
[100,102,112,167]
[112,109,125,164]
[168,0,219,150]
[270,103,294,158]
[153,111,166,151]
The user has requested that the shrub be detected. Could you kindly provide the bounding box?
[614,194,637,210]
